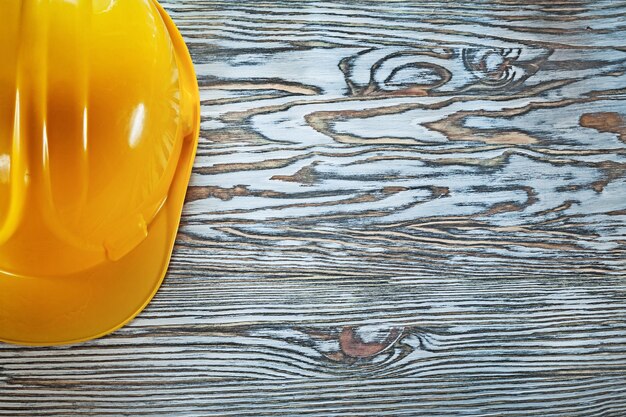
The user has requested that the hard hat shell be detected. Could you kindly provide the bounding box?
[0,0,200,345]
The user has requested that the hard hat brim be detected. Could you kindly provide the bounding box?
[0,132,197,346]
[0,1,199,346]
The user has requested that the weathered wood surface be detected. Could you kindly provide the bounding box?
[3,0,626,415]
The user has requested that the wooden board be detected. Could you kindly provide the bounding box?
[2,0,626,415]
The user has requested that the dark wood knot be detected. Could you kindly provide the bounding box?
[339,326,403,359]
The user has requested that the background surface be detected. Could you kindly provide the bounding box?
[2,0,626,415]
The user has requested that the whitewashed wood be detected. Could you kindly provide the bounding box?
[2,0,626,415]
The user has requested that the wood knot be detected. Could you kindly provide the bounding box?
[338,326,403,359]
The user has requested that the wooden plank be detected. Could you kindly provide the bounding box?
[2,0,626,415]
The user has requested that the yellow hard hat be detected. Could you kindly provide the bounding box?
[0,0,200,345]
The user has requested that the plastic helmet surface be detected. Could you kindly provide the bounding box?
[0,0,200,345]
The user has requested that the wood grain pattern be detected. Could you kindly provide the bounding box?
[3,0,626,415]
